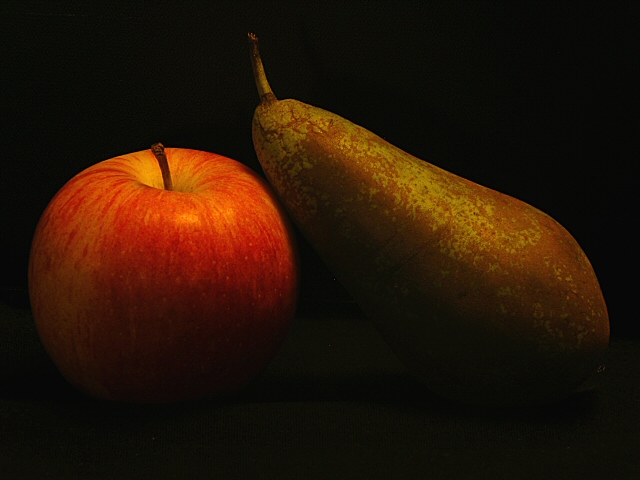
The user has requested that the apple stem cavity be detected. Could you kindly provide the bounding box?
[151,143,174,191]
[248,33,277,105]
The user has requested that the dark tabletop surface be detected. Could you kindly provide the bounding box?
[1,300,638,479]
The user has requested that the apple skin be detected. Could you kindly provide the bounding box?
[28,147,299,403]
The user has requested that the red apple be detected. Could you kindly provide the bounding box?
[28,144,299,402]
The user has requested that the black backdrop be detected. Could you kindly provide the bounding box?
[1,1,637,333]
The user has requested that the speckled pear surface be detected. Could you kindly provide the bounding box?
[249,34,609,406]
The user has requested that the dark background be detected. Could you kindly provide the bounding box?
[1,0,637,336]
[1,1,640,478]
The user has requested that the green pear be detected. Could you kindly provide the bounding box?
[248,34,609,406]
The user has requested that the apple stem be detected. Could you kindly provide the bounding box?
[248,33,277,104]
[151,143,173,191]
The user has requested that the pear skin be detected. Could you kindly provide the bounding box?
[248,34,609,406]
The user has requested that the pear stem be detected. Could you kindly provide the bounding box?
[151,143,173,191]
[248,33,277,104]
